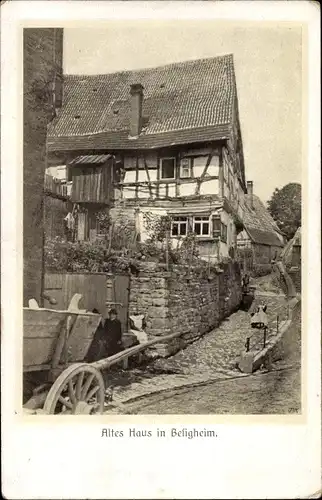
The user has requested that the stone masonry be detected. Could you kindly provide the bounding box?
[23,28,63,305]
[128,261,242,356]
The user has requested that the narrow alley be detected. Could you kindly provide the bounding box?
[105,281,300,414]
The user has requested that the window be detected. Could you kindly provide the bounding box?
[180,158,192,178]
[221,223,228,243]
[193,216,210,237]
[171,217,188,237]
[161,158,175,179]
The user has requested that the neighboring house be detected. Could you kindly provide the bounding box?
[237,181,284,266]
[23,28,63,305]
[47,54,247,261]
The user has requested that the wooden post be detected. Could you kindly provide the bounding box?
[188,237,194,280]
[107,221,114,254]
[165,230,169,271]
[135,156,139,200]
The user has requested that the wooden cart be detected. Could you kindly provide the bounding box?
[23,298,106,415]
[23,295,184,415]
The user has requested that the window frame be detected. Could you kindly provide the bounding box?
[171,216,188,237]
[160,157,176,180]
[193,215,211,237]
[179,157,192,179]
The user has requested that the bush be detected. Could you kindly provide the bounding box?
[44,209,240,275]
[44,237,134,273]
[252,264,273,278]
[44,235,222,275]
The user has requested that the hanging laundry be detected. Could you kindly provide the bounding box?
[129,314,148,343]
[64,212,75,231]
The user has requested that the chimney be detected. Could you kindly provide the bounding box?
[129,83,144,137]
[247,181,254,209]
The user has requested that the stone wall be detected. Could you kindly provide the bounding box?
[129,261,242,356]
[238,298,300,373]
[23,28,63,305]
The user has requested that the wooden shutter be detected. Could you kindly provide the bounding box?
[77,212,86,241]
[212,215,221,239]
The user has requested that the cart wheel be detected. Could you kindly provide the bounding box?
[43,363,105,415]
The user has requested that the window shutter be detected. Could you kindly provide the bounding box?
[212,215,221,238]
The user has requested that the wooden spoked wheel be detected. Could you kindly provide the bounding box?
[43,364,105,415]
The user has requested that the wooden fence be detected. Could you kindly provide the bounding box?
[45,174,70,199]
[44,272,130,330]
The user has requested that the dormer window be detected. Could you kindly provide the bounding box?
[160,158,175,179]
[180,158,192,178]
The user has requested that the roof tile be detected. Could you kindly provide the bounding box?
[242,194,284,247]
[47,54,236,151]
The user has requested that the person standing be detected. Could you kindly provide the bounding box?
[84,309,107,363]
[104,308,124,357]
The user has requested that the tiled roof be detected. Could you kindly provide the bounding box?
[246,227,283,247]
[242,194,284,247]
[69,154,112,166]
[47,54,237,151]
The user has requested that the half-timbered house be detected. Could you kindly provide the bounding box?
[47,54,248,260]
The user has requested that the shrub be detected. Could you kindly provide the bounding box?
[252,264,272,278]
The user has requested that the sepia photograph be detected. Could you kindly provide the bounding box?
[2,2,320,499]
[22,21,303,416]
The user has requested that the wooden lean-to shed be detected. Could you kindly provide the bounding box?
[68,154,115,241]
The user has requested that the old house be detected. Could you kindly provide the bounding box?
[237,181,284,267]
[47,54,248,260]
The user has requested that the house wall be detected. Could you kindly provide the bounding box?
[220,209,237,258]
[23,28,63,305]
[111,205,236,262]
[121,147,221,201]
[222,146,245,219]
[237,229,252,248]
[128,261,242,356]
[112,144,246,261]
[253,244,273,265]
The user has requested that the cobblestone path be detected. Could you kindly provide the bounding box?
[124,313,301,414]
[124,366,301,414]
[105,288,290,409]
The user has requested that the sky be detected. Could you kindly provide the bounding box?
[63,22,302,202]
